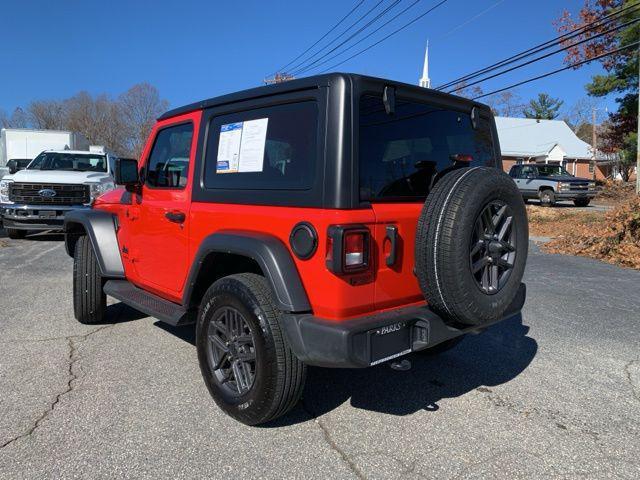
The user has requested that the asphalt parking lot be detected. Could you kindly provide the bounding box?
[0,231,638,479]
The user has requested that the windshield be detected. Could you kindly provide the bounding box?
[27,152,107,172]
[536,165,572,177]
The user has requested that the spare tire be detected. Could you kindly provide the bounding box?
[415,167,528,326]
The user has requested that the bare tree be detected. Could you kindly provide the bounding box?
[119,83,169,158]
[5,108,30,128]
[0,109,9,128]
[28,100,67,130]
[5,83,168,157]
[484,91,525,117]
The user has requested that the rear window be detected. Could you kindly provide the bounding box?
[204,101,318,190]
[359,95,496,202]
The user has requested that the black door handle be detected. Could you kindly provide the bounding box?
[165,211,186,224]
[385,225,398,267]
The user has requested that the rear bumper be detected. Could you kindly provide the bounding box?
[1,203,89,231]
[282,283,526,368]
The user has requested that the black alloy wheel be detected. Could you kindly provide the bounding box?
[469,200,517,295]
[206,306,257,396]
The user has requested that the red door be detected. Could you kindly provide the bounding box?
[371,203,425,311]
[127,112,200,301]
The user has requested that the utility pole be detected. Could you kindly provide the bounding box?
[592,107,597,181]
[636,43,639,194]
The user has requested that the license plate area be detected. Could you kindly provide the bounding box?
[368,322,412,366]
[38,211,56,219]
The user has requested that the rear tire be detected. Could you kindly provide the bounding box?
[573,198,590,207]
[196,273,306,425]
[538,189,555,207]
[415,167,528,326]
[6,228,27,239]
[73,235,106,324]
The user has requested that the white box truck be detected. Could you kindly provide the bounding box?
[0,128,90,179]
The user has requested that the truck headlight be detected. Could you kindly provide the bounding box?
[588,182,596,189]
[0,179,13,204]
[558,182,571,191]
[87,181,115,202]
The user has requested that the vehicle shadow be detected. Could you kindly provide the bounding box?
[0,229,65,241]
[102,303,149,324]
[23,232,66,241]
[155,313,537,426]
[269,313,537,427]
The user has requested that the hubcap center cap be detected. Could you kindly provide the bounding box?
[488,240,503,255]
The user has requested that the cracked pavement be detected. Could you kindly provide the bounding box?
[1,232,639,479]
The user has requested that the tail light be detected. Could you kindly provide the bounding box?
[326,225,370,274]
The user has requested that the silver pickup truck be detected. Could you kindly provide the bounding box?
[508,164,597,207]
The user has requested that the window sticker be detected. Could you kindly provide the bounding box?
[216,122,243,173]
[216,118,269,174]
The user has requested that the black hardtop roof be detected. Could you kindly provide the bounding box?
[158,72,490,121]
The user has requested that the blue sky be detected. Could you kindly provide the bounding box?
[0,0,612,117]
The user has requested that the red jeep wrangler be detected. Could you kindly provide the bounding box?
[64,74,528,425]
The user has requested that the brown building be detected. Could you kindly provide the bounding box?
[495,117,612,180]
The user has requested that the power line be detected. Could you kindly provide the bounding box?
[472,41,640,100]
[271,1,365,76]
[290,0,405,76]
[437,0,506,41]
[285,0,388,75]
[293,0,424,76]
[436,1,640,90]
[445,16,640,94]
[318,0,451,74]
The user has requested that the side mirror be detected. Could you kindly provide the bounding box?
[526,173,535,179]
[114,158,140,189]
[7,160,18,174]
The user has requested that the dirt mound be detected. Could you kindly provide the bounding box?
[544,195,640,269]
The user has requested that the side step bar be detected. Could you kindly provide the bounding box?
[103,280,194,326]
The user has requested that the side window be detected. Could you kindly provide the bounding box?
[145,123,194,189]
[520,166,534,178]
[509,166,519,178]
[204,101,318,190]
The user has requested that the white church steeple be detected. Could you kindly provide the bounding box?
[419,41,431,88]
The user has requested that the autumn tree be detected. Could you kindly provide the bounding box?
[555,0,638,179]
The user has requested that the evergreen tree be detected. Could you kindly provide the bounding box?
[523,93,564,120]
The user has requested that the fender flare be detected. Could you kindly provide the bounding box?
[183,231,311,313]
[64,210,125,278]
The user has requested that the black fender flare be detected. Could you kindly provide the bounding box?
[183,231,311,313]
[64,210,125,278]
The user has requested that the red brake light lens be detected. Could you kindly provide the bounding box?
[451,154,473,163]
[326,225,370,274]
[344,232,365,267]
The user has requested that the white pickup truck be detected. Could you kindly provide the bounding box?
[0,147,117,238]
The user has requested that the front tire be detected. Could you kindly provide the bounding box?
[6,228,27,239]
[538,189,556,207]
[196,273,306,425]
[73,235,106,324]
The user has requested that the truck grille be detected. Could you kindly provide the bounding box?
[8,183,90,205]
[568,183,590,191]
